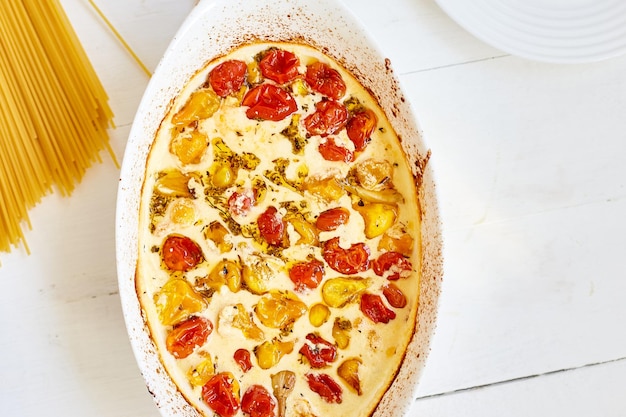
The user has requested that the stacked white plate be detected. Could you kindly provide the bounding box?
[435,0,626,63]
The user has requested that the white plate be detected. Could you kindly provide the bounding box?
[435,0,626,63]
[116,0,443,415]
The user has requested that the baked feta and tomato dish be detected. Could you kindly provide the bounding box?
[136,42,422,417]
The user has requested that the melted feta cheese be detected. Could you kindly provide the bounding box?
[136,41,421,417]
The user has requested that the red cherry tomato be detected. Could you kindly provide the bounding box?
[315,207,350,232]
[318,137,354,163]
[347,109,377,152]
[209,60,247,98]
[289,259,325,292]
[162,234,204,271]
[382,283,408,308]
[360,293,396,324]
[166,316,212,359]
[259,49,300,84]
[304,62,346,100]
[241,385,276,417]
[242,84,297,121]
[299,333,337,368]
[228,189,256,216]
[202,372,241,417]
[234,348,252,373]
[321,237,370,275]
[257,206,286,247]
[372,251,412,280]
[305,373,342,404]
[303,99,348,137]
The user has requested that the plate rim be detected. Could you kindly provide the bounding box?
[435,0,626,63]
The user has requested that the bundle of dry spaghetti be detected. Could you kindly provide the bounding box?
[0,0,115,254]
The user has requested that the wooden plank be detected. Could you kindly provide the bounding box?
[411,359,626,417]
[404,53,626,396]
[343,0,508,74]
[0,291,159,416]
[415,199,626,396]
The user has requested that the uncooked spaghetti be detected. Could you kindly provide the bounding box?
[0,0,115,254]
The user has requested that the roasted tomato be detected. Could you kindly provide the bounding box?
[228,189,256,216]
[332,317,352,349]
[201,259,243,293]
[308,303,331,327]
[172,88,219,126]
[347,109,377,152]
[241,385,276,417]
[211,161,237,188]
[322,277,370,308]
[202,372,241,417]
[155,278,206,326]
[257,206,287,247]
[208,59,247,98]
[303,99,348,137]
[259,48,300,84]
[371,251,412,280]
[355,202,397,239]
[255,291,307,330]
[219,304,265,341]
[353,159,393,190]
[305,373,342,404]
[162,234,204,271]
[304,62,346,100]
[304,176,346,202]
[188,354,215,387]
[337,358,363,395]
[254,338,295,370]
[316,207,350,232]
[242,255,274,295]
[170,129,209,165]
[378,232,414,257]
[234,348,252,373]
[321,237,370,275]
[287,216,318,246]
[242,84,297,121]
[318,137,354,163]
[299,333,337,368]
[360,293,396,324]
[166,316,212,359]
[382,283,407,308]
[289,259,325,292]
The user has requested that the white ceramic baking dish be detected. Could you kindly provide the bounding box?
[116,0,443,415]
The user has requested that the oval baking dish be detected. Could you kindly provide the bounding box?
[116,1,443,416]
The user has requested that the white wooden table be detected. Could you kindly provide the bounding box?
[1,0,625,415]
